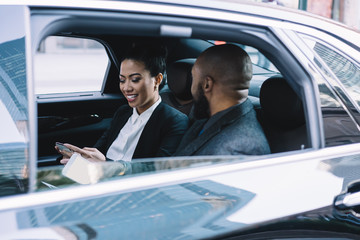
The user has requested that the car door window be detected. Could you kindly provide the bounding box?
[300,35,360,146]
[34,36,109,95]
[313,42,360,107]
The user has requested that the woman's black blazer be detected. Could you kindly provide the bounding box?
[94,102,189,160]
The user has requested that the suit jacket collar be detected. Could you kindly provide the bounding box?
[108,106,133,148]
[133,102,165,158]
[178,99,253,155]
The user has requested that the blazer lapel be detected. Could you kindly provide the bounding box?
[179,100,252,155]
[176,119,208,155]
[133,103,164,158]
[107,108,132,149]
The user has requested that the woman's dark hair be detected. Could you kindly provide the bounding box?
[121,43,167,77]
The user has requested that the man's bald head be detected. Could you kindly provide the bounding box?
[195,44,253,90]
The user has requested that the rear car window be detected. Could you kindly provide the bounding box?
[313,42,360,107]
[301,34,360,146]
[34,36,109,95]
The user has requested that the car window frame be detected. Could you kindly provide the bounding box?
[28,5,326,192]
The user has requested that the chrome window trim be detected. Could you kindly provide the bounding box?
[24,6,37,193]
[2,142,360,212]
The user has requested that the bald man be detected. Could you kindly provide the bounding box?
[174,44,270,156]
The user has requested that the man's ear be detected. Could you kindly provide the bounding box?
[203,76,214,93]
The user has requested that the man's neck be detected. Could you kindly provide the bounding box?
[210,97,247,117]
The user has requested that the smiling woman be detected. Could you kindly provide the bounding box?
[56,44,189,164]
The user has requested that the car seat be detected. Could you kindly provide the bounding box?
[160,58,195,116]
[258,77,308,153]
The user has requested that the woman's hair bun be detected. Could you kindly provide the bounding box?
[122,42,168,76]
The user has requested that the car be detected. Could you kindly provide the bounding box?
[1,0,360,239]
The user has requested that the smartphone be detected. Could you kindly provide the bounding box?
[56,142,73,153]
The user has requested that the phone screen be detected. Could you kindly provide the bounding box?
[56,142,73,153]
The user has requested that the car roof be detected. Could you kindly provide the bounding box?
[4,0,360,48]
[0,0,353,28]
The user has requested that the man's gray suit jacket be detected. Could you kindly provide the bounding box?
[174,99,270,156]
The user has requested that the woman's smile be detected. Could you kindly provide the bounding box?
[119,59,161,114]
[126,94,138,102]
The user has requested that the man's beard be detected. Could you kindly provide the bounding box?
[193,85,210,119]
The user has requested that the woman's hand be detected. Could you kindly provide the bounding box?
[58,143,106,164]
[55,143,74,165]
[78,147,106,162]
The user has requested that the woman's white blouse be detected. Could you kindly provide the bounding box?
[106,98,161,161]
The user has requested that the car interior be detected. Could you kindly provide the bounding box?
[33,10,310,168]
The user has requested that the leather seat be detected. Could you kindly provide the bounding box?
[160,58,195,116]
[258,77,308,153]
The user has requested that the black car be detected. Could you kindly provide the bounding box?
[1,0,360,239]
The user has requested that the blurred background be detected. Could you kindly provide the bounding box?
[258,0,360,31]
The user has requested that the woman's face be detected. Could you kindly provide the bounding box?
[119,59,161,114]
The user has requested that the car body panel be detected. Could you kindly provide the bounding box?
[1,145,360,238]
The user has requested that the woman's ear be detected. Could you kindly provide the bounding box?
[154,73,163,90]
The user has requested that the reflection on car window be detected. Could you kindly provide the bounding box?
[317,79,360,146]
[0,7,29,196]
[313,42,360,109]
[37,155,253,189]
[301,36,360,147]
[34,36,109,94]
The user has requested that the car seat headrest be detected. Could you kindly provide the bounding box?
[260,77,305,129]
[166,58,195,101]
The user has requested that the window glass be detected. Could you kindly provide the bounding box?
[0,6,29,196]
[34,36,109,94]
[311,40,360,109]
[243,45,278,73]
[318,79,360,146]
[301,35,360,146]
[36,156,246,189]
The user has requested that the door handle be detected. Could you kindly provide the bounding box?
[334,181,360,218]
